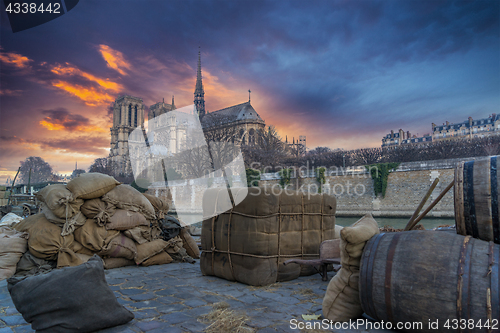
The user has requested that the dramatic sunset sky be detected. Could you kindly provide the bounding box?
[0,0,498,182]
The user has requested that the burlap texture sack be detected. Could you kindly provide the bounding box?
[103,257,136,269]
[71,240,96,256]
[123,226,150,244]
[322,213,379,322]
[66,173,120,200]
[141,251,173,267]
[102,185,156,220]
[26,215,83,268]
[0,227,28,280]
[80,198,116,226]
[150,220,162,240]
[7,256,134,332]
[165,236,182,252]
[74,219,120,253]
[99,233,137,260]
[179,228,200,259]
[75,253,95,264]
[12,252,56,282]
[36,184,83,219]
[106,210,149,231]
[14,213,45,234]
[201,187,336,286]
[135,239,168,264]
[41,203,86,237]
[143,193,169,219]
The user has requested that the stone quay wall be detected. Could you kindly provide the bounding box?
[153,157,482,218]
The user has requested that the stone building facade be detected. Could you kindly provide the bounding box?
[108,51,268,178]
[109,95,145,175]
[382,114,500,147]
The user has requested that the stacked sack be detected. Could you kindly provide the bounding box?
[13,172,199,271]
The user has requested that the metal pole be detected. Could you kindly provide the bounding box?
[7,167,21,206]
[27,168,31,194]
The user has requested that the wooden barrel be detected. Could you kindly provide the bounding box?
[359,231,499,333]
[455,156,500,244]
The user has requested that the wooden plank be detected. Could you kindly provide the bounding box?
[474,157,493,241]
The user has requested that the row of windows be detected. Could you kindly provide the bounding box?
[436,119,496,131]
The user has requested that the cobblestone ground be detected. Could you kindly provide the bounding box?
[0,261,395,333]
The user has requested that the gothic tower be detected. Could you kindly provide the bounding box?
[109,95,145,176]
[194,48,206,117]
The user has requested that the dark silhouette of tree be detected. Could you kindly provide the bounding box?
[19,156,54,184]
[89,158,112,175]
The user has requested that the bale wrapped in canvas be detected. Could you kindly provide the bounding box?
[201,187,336,286]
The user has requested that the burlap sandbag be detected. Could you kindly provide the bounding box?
[179,228,200,259]
[123,226,150,244]
[141,251,172,267]
[99,233,137,260]
[7,256,134,333]
[66,173,121,200]
[36,184,83,219]
[74,219,120,253]
[0,227,28,280]
[71,240,96,256]
[143,193,169,219]
[80,198,116,226]
[201,187,336,286]
[322,213,380,322]
[27,215,83,268]
[103,257,136,269]
[40,203,86,236]
[14,213,42,234]
[135,239,168,264]
[102,185,156,220]
[106,209,149,231]
[11,252,56,283]
[165,236,195,263]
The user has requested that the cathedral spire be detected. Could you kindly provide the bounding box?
[194,47,206,117]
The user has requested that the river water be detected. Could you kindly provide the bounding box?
[336,216,455,230]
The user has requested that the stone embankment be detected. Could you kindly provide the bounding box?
[160,157,477,218]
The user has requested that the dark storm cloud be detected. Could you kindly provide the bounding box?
[41,108,90,130]
[0,0,498,153]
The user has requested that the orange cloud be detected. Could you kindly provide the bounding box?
[52,80,115,106]
[98,45,131,75]
[51,63,123,92]
[40,120,106,132]
[39,120,65,131]
[0,51,32,68]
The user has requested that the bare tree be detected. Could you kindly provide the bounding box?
[89,158,112,174]
[241,126,286,171]
[19,156,54,184]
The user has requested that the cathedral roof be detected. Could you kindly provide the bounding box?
[201,101,263,127]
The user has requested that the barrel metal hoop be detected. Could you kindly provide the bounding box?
[491,242,499,322]
[384,232,402,323]
[491,156,499,244]
[464,161,479,238]
[360,232,385,320]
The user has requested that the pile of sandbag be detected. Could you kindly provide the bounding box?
[12,172,199,271]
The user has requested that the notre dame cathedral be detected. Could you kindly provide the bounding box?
[108,50,266,177]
